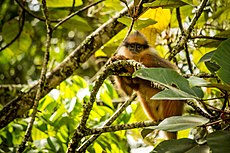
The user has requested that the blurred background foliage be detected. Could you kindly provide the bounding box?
[0,0,230,152]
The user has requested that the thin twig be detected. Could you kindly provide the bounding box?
[0,0,129,129]
[53,0,105,30]
[176,8,193,74]
[17,0,52,152]
[68,0,75,15]
[168,0,209,60]
[186,100,214,119]
[77,94,137,152]
[0,8,25,52]
[183,73,217,78]
[190,35,228,40]
[15,0,59,22]
[85,121,157,135]
[67,60,144,153]
[176,8,183,31]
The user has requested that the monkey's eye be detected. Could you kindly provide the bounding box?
[128,44,136,52]
[136,44,143,51]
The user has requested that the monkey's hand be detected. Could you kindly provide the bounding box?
[111,55,135,74]
[111,55,128,62]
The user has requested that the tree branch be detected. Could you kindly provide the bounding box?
[0,0,154,129]
[0,4,127,129]
[168,0,209,60]
[53,0,105,30]
[77,94,137,152]
[67,60,144,153]
[17,0,52,152]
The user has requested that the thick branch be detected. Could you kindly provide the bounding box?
[0,5,127,129]
[67,60,144,153]
[0,0,154,129]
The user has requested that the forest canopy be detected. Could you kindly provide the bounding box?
[0,0,230,153]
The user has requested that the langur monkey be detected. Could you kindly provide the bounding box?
[113,31,184,139]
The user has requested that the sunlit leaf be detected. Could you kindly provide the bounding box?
[45,0,82,7]
[139,8,171,46]
[187,76,210,87]
[49,105,67,123]
[143,0,189,8]
[32,127,48,140]
[153,115,209,132]
[134,18,157,30]
[151,88,197,100]
[117,17,157,30]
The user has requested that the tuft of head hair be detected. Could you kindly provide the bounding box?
[124,31,148,45]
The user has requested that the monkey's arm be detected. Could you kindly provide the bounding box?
[139,50,178,70]
[111,55,139,96]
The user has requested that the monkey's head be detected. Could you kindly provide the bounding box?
[123,31,149,53]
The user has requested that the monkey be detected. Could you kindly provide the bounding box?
[112,31,184,139]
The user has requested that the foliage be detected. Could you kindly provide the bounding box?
[0,0,230,152]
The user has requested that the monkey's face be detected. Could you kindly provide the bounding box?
[123,31,149,53]
[124,42,149,53]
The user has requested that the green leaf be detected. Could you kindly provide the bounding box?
[45,0,82,7]
[207,131,230,153]
[153,115,209,132]
[62,15,92,32]
[151,88,197,100]
[153,138,209,153]
[211,38,230,85]
[2,19,32,54]
[198,50,215,64]
[205,61,220,73]
[141,128,154,138]
[117,16,132,27]
[188,76,210,87]
[134,18,157,30]
[143,0,189,9]
[133,68,203,99]
[118,17,157,30]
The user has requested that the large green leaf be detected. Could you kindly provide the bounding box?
[117,16,157,30]
[207,131,230,153]
[133,68,203,99]
[152,115,209,132]
[143,0,189,9]
[150,88,197,100]
[211,38,230,85]
[152,138,209,153]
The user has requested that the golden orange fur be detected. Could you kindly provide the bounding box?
[114,31,184,139]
